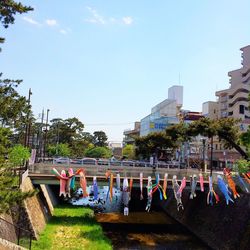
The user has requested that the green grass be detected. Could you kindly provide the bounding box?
[32,205,112,250]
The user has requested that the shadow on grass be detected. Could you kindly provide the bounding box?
[79,228,111,245]
[49,214,96,226]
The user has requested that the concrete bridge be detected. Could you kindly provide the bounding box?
[28,163,211,189]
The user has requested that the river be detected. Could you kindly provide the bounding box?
[96,212,210,250]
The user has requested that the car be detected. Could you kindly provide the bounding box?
[157,161,168,168]
[81,158,97,165]
[135,160,150,167]
[97,158,109,165]
[121,160,135,167]
[53,157,70,164]
[70,158,83,164]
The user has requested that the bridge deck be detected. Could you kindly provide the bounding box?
[28,163,212,189]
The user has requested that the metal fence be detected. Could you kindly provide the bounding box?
[30,163,206,182]
[0,217,32,249]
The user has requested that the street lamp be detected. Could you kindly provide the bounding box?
[200,138,207,173]
[209,136,214,176]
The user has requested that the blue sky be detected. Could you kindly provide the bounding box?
[1,0,250,142]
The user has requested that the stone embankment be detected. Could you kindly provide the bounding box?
[160,189,250,250]
[0,238,26,250]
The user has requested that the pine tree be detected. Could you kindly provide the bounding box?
[0,0,34,213]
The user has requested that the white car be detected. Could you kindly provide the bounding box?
[53,157,70,164]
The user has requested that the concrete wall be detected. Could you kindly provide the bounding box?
[0,238,26,250]
[159,189,250,250]
[40,184,57,215]
[21,177,49,239]
[0,214,17,244]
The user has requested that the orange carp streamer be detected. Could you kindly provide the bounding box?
[129,177,133,194]
[109,173,114,202]
[105,171,113,202]
[76,168,88,198]
[163,173,168,196]
[243,173,250,184]
[224,168,240,199]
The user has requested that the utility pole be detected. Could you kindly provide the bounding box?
[37,109,44,159]
[43,109,50,158]
[56,122,60,156]
[24,88,32,147]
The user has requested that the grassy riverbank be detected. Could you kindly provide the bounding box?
[32,205,112,250]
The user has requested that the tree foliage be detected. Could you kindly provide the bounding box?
[0,1,35,213]
[135,117,248,160]
[234,159,250,174]
[48,117,84,145]
[47,143,71,157]
[93,131,108,147]
[166,117,248,159]
[0,0,33,44]
[240,128,250,157]
[0,129,35,214]
[85,146,112,158]
[135,132,174,159]
[122,144,135,159]
[0,127,11,163]
[0,75,30,128]
[8,144,30,167]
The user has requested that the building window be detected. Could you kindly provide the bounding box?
[239,105,245,114]
[215,144,218,150]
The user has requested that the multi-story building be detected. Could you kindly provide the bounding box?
[216,45,250,131]
[140,85,183,136]
[201,45,250,168]
[123,122,140,145]
[202,101,219,119]
[108,142,123,158]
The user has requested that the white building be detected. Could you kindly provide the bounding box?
[140,85,183,136]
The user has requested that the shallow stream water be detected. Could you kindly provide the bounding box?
[96,212,210,250]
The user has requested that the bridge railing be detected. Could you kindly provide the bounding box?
[30,163,209,181]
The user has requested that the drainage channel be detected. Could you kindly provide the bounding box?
[96,212,211,250]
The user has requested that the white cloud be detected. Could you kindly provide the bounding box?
[122,16,133,25]
[86,7,105,24]
[60,29,67,35]
[85,7,134,26]
[46,19,57,26]
[23,17,41,26]
[109,17,117,23]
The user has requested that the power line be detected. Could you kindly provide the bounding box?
[85,122,134,126]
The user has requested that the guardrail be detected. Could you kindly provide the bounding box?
[30,163,209,182]
[0,217,32,250]
[36,157,183,168]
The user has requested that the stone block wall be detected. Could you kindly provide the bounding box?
[0,214,17,244]
[160,189,250,250]
[21,177,47,239]
[0,238,26,250]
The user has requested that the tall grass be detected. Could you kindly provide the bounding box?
[32,205,112,250]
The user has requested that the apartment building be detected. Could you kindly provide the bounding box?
[215,45,250,131]
[201,45,250,168]
[123,122,140,145]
